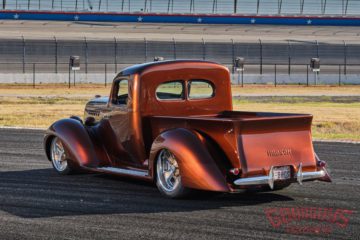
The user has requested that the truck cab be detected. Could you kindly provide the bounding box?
[45,60,331,198]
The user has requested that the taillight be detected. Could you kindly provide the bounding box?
[229,168,240,175]
[317,160,326,167]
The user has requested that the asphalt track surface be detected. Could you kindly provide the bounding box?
[0,128,359,239]
[1,20,360,42]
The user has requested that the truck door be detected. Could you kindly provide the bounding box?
[103,78,143,168]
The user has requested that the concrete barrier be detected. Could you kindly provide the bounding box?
[1,72,358,85]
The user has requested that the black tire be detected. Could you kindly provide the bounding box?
[155,149,193,199]
[49,137,74,175]
[156,178,192,199]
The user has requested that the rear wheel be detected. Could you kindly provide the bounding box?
[156,149,192,198]
[50,137,73,175]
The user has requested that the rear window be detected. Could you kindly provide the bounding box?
[156,81,184,100]
[188,80,215,99]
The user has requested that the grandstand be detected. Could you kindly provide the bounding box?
[1,0,360,16]
[1,0,360,25]
[0,1,360,84]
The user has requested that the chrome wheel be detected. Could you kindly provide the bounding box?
[156,149,181,192]
[50,137,68,173]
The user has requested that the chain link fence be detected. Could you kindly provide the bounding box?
[0,37,360,85]
[2,62,359,86]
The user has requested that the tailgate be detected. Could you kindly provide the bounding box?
[237,114,316,177]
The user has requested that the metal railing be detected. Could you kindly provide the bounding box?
[1,62,358,86]
[1,38,359,75]
[2,0,360,16]
[1,37,359,86]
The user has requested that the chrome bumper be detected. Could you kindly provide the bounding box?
[234,163,327,189]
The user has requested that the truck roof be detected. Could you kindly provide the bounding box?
[117,60,221,77]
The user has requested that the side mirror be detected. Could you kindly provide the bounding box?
[95,95,101,98]
[85,117,96,126]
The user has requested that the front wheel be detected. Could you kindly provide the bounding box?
[50,137,73,175]
[156,149,192,198]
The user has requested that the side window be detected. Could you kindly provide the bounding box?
[156,81,184,100]
[113,79,129,105]
[188,80,215,99]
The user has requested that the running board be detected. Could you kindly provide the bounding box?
[97,167,149,177]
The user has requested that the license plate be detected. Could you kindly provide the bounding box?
[273,166,291,180]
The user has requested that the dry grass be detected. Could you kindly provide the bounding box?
[0,84,359,141]
[0,103,84,128]
[0,84,112,97]
[0,97,86,128]
[233,100,360,141]
[231,85,360,96]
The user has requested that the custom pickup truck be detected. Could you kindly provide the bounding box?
[44,60,331,198]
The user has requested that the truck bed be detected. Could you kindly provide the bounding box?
[148,111,315,179]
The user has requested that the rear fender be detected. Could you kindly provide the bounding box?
[149,128,230,192]
[44,118,101,168]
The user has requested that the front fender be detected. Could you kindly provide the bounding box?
[44,118,101,168]
[149,128,230,192]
